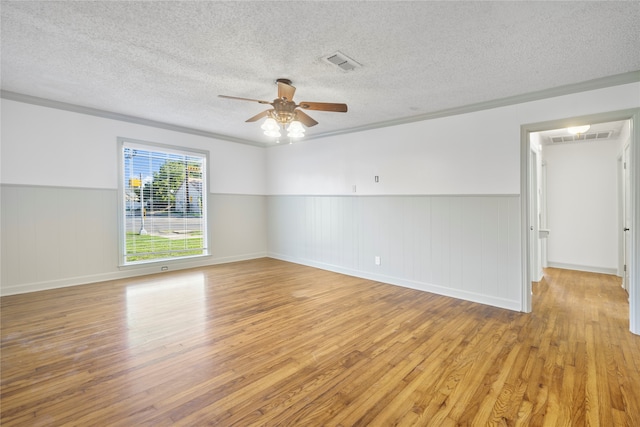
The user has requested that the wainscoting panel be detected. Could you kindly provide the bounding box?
[1,185,119,293]
[209,193,267,262]
[267,195,522,310]
[1,185,267,295]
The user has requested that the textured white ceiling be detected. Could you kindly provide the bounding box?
[2,1,639,146]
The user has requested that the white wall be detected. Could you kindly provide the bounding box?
[267,83,640,196]
[1,99,268,295]
[1,99,266,194]
[267,106,520,195]
[543,137,623,273]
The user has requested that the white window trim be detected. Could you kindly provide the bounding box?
[117,137,210,267]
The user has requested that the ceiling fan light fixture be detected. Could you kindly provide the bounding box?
[262,117,283,137]
[261,117,279,132]
[568,125,590,135]
[287,120,305,138]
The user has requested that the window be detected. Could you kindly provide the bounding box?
[119,138,208,265]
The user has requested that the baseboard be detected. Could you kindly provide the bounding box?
[0,252,268,296]
[546,262,619,276]
[268,253,522,312]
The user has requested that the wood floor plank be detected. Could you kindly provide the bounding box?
[2,260,640,425]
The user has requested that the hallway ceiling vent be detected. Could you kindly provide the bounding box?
[549,131,613,144]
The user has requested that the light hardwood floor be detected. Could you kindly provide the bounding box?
[2,259,639,426]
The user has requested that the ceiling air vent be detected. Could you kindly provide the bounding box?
[548,130,614,144]
[323,51,362,72]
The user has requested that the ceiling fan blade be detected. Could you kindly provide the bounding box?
[218,94,271,104]
[277,81,296,101]
[245,109,272,122]
[298,101,348,112]
[295,110,318,127]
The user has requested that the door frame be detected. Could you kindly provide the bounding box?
[520,108,640,335]
[624,143,632,291]
[619,143,632,291]
[529,147,540,282]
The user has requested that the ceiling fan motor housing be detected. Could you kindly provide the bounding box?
[275,78,293,86]
[271,98,297,124]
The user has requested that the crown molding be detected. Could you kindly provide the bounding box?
[3,70,638,146]
[306,70,640,141]
[0,90,265,148]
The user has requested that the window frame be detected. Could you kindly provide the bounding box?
[117,137,210,267]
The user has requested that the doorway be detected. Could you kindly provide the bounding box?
[520,109,640,335]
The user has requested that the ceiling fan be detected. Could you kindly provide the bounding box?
[218,78,347,138]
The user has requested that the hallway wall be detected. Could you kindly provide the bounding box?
[543,136,623,274]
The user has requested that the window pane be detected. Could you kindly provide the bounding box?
[121,141,207,264]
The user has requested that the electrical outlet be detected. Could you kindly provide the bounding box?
[375,175,379,183]
[352,185,357,193]
[375,256,381,265]
[161,266,169,271]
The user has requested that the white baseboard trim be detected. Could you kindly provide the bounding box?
[268,253,522,312]
[0,252,267,296]
[546,262,619,276]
